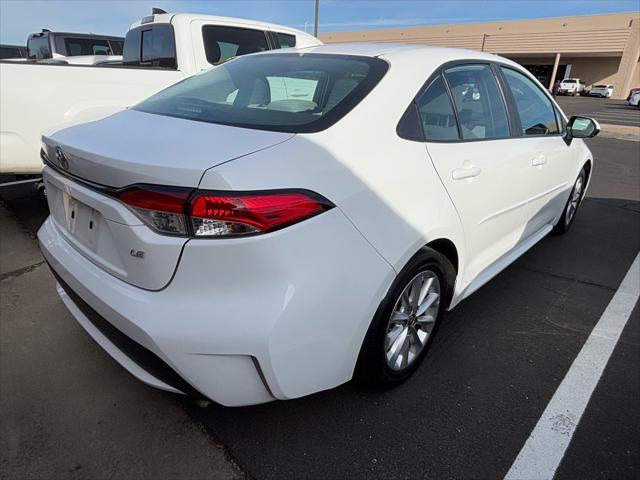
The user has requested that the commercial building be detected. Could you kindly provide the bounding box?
[320,12,640,99]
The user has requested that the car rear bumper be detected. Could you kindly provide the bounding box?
[38,206,394,406]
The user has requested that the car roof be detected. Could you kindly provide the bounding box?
[260,42,518,66]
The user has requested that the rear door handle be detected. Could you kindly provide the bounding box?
[532,154,547,166]
[452,165,482,180]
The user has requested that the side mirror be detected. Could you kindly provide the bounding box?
[564,115,600,145]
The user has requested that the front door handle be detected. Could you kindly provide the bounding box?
[532,154,547,166]
[452,165,482,180]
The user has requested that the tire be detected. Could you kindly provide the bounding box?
[354,247,455,388]
[552,168,586,235]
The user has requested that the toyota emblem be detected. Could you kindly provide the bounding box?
[55,146,69,171]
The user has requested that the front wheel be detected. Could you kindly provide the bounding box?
[553,169,586,235]
[354,248,455,388]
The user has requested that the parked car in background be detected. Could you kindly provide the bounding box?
[0,12,320,174]
[38,44,598,406]
[558,78,586,96]
[627,87,640,100]
[0,44,27,59]
[588,84,614,98]
[27,29,124,60]
[628,91,640,108]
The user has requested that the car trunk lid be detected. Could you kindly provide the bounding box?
[42,109,294,290]
[42,109,294,188]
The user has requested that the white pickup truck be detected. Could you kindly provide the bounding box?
[557,78,586,96]
[0,12,320,174]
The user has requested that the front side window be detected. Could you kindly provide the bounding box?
[109,39,124,55]
[134,53,388,133]
[444,64,510,140]
[27,36,51,59]
[501,67,559,136]
[416,75,459,141]
[202,26,269,65]
[276,32,296,48]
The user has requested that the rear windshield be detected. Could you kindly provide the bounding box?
[62,37,112,56]
[133,53,388,133]
[563,79,577,83]
[27,36,51,59]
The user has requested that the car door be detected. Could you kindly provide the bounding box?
[418,63,532,287]
[498,66,576,239]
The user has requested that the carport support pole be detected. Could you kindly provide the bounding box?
[549,53,561,91]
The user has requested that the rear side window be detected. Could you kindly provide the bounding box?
[202,26,269,65]
[444,64,510,140]
[27,36,51,59]
[134,53,388,133]
[416,75,459,141]
[276,32,296,48]
[501,67,559,136]
[123,25,177,69]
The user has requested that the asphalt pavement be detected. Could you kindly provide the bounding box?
[0,135,638,479]
[556,95,640,127]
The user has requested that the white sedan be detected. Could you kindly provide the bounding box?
[38,44,598,406]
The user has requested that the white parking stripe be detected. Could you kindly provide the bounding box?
[590,112,640,118]
[505,252,640,480]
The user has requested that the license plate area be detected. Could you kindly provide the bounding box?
[59,190,101,251]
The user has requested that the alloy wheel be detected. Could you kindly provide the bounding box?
[565,175,584,226]
[384,270,440,371]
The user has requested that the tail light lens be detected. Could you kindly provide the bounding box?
[117,186,193,235]
[117,185,333,237]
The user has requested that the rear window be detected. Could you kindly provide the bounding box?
[563,79,577,83]
[123,24,176,68]
[133,53,388,133]
[202,25,269,65]
[62,37,112,56]
[27,36,51,59]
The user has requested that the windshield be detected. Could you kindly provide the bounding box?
[133,53,388,133]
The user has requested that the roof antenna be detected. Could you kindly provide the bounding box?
[152,7,167,14]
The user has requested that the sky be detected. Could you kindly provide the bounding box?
[1,0,638,44]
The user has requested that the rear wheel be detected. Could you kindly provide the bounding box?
[553,169,586,235]
[354,248,455,388]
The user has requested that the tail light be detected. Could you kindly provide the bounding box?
[116,185,333,237]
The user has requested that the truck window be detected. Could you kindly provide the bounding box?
[109,39,124,55]
[63,37,112,56]
[27,36,51,59]
[123,24,177,69]
[275,32,296,48]
[0,45,27,59]
[202,25,269,65]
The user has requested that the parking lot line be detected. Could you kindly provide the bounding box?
[504,251,640,480]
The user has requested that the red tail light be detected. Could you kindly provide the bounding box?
[116,185,333,237]
[189,191,332,236]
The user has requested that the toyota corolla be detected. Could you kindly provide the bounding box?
[38,44,598,406]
